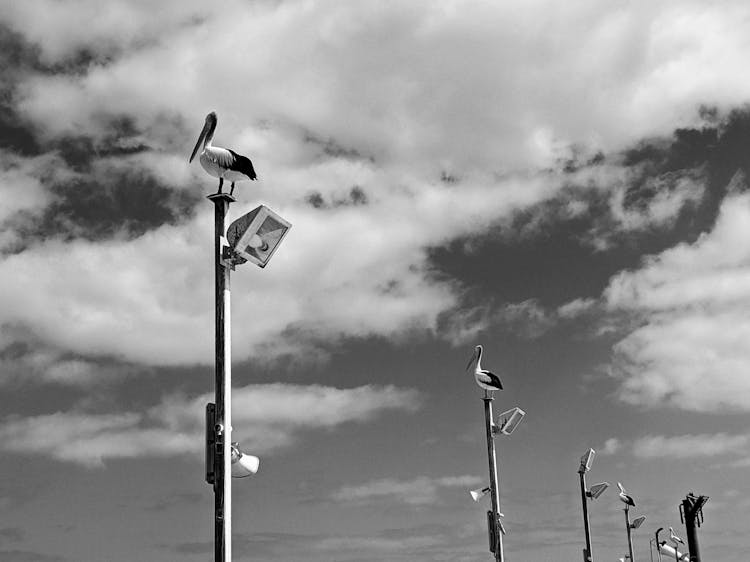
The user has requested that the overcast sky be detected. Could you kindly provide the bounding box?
[1,1,749,561]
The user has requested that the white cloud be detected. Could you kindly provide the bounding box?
[0,383,419,467]
[632,433,749,459]
[331,474,481,506]
[1,1,747,376]
[600,437,621,455]
[604,192,750,411]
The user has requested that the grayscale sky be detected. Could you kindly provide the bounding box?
[0,1,749,561]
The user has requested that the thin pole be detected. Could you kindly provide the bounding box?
[483,396,503,562]
[625,507,635,562]
[209,193,234,562]
[579,471,593,562]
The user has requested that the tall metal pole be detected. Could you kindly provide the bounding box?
[681,495,705,562]
[483,396,503,562]
[625,507,635,562]
[579,471,593,562]
[209,193,234,562]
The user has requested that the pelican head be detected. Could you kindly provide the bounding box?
[189,111,218,163]
[466,344,483,371]
[617,482,635,507]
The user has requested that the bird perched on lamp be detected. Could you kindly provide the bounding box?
[466,345,503,395]
[189,111,257,196]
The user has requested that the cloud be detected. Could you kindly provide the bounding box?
[632,432,749,459]
[604,191,750,411]
[1,1,750,378]
[600,437,622,455]
[332,475,481,506]
[0,383,419,467]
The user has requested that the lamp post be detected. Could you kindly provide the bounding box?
[475,402,525,562]
[624,508,646,562]
[578,448,609,562]
[205,193,291,562]
[680,492,708,562]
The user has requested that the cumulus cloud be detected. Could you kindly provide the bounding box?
[1,1,749,377]
[632,433,749,459]
[331,475,482,506]
[605,192,750,411]
[0,383,419,467]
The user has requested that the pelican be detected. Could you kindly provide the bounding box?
[466,345,503,395]
[617,482,635,507]
[669,527,684,545]
[189,111,257,195]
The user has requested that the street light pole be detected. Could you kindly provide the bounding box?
[579,469,592,562]
[483,396,503,562]
[625,507,635,562]
[209,192,235,562]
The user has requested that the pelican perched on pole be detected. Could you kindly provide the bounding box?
[617,482,636,507]
[466,345,503,396]
[189,111,257,195]
[669,527,684,546]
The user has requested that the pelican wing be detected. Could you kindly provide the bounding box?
[483,370,503,389]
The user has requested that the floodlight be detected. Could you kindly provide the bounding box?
[470,486,491,502]
[230,442,260,478]
[587,482,609,500]
[630,516,646,530]
[226,205,291,268]
[579,448,595,473]
[496,407,525,435]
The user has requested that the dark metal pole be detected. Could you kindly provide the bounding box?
[682,497,702,562]
[625,507,635,562]
[579,471,592,562]
[483,396,503,562]
[209,193,235,562]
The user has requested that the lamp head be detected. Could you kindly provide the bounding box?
[631,515,646,530]
[579,448,595,473]
[230,443,260,478]
[226,205,292,268]
[496,407,525,435]
[587,482,609,500]
[470,486,491,502]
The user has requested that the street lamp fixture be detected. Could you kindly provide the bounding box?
[578,448,608,562]
[471,486,492,502]
[493,407,526,436]
[231,442,260,478]
[630,516,646,530]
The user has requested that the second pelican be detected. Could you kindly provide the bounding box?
[466,344,503,395]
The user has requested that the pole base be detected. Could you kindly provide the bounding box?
[207,193,236,204]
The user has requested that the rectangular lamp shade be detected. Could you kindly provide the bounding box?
[226,205,292,268]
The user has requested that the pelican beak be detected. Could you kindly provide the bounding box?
[189,120,210,163]
[465,348,478,371]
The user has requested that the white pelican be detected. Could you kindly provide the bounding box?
[189,111,257,195]
[466,345,503,395]
[669,527,684,545]
[617,482,635,507]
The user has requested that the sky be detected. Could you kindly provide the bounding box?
[0,1,749,560]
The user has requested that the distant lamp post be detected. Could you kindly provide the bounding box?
[617,481,645,562]
[205,192,291,562]
[465,343,525,562]
[578,448,609,562]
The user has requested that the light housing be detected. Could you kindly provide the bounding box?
[231,443,260,478]
[587,482,609,500]
[226,205,291,268]
[580,448,595,473]
[495,407,525,435]
[470,486,491,502]
[630,516,646,530]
